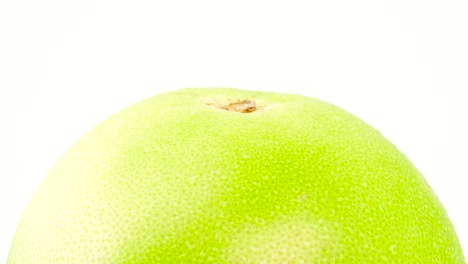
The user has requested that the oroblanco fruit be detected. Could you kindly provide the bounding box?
[8,88,465,263]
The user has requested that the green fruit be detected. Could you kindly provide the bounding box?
[8,88,465,263]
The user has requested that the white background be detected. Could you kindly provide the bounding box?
[1,0,467,261]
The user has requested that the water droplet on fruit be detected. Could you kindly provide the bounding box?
[390,244,397,254]
[186,241,195,249]
[255,217,266,225]
[297,194,308,202]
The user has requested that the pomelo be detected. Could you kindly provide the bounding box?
[8,88,465,263]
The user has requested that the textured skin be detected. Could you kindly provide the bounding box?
[8,88,465,263]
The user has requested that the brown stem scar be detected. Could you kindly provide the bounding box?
[227,100,257,113]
